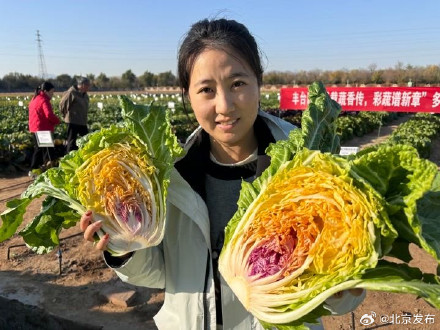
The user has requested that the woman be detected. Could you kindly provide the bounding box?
[28,81,60,173]
[80,18,364,329]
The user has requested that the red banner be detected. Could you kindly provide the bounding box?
[280,86,440,113]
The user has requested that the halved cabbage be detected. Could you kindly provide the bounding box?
[0,96,184,255]
[219,82,440,328]
[220,150,391,324]
[76,142,165,255]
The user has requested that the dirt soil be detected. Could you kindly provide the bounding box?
[1,114,439,330]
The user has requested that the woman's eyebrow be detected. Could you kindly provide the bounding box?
[193,72,250,87]
[228,72,250,79]
[193,79,213,87]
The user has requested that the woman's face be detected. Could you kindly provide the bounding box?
[45,88,55,99]
[187,48,260,163]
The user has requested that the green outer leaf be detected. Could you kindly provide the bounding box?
[358,261,440,308]
[118,95,185,203]
[19,196,80,249]
[413,172,440,260]
[386,238,412,262]
[350,144,440,260]
[259,303,329,330]
[256,259,440,328]
[301,81,341,153]
[119,95,185,163]
[0,198,31,240]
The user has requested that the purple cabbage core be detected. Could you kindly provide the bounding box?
[248,230,297,278]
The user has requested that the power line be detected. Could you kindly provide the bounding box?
[36,30,47,79]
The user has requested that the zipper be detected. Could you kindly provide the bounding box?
[203,249,211,330]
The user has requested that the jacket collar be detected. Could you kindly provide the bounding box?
[174,113,278,201]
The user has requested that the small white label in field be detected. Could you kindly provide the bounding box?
[97,102,103,110]
[168,101,175,109]
[36,131,54,147]
[339,146,359,155]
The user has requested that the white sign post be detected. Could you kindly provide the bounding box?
[35,131,54,147]
[339,146,359,156]
[35,131,55,166]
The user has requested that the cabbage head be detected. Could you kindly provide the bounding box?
[219,82,440,329]
[0,96,184,255]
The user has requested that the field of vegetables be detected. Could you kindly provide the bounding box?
[1,91,284,171]
[2,91,439,173]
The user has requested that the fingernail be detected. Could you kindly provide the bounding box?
[85,210,92,216]
[104,234,110,240]
[94,220,103,227]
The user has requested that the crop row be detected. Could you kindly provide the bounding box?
[1,93,438,171]
[0,93,280,168]
[383,113,440,158]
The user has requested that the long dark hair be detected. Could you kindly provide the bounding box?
[178,18,263,91]
[34,81,55,97]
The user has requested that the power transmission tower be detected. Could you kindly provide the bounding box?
[36,30,48,79]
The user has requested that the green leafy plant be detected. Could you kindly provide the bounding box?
[384,113,440,158]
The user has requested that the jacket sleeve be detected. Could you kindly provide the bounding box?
[104,245,166,289]
[59,90,73,117]
[323,289,366,315]
[42,100,60,126]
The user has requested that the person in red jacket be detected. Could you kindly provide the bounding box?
[28,81,60,173]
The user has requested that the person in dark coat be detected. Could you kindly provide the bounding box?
[59,77,90,152]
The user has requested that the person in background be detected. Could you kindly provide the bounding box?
[80,18,365,329]
[59,76,90,153]
[28,81,60,176]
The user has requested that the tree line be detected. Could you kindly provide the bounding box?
[265,63,440,87]
[1,63,439,93]
[0,70,177,93]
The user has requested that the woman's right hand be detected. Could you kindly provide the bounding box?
[80,210,110,251]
